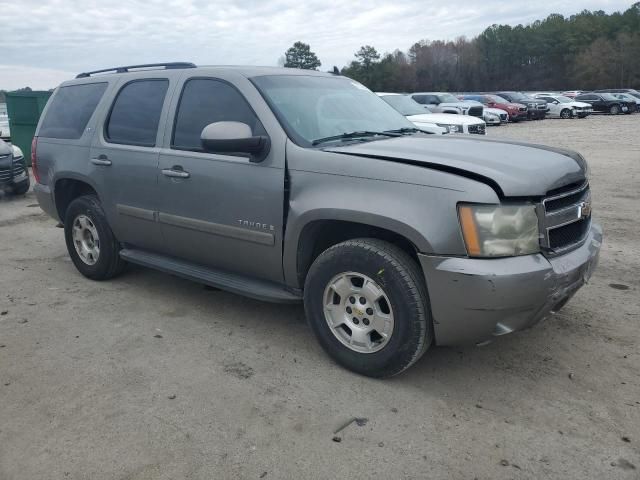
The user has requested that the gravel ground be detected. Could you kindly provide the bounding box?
[0,115,638,479]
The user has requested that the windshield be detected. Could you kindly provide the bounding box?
[437,93,460,103]
[555,96,573,103]
[379,95,427,116]
[601,93,618,101]
[488,95,508,103]
[251,75,414,146]
[505,92,528,101]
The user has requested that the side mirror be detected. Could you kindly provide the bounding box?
[200,121,269,163]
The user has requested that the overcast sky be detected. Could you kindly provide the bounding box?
[0,0,633,90]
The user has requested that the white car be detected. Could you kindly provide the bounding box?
[612,93,640,108]
[0,112,10,139]
[460,100,507,125]
[533,94,593,119]
[377,93,487,135]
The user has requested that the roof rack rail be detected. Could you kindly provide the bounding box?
[76,62,196,78]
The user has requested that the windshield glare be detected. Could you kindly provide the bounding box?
[251,76,414,146]
[555,96,572,103]
[379,95,427,116]
[438,93,460,103]
[601,93,618,100]
[488,95,508,103]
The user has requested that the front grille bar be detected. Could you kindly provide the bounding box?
[539,182,591,254]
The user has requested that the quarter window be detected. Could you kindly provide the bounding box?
[173,79,265,151]
[106,79,169,146]
[39,83,107,139]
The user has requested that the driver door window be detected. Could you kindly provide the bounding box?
[172,79,265,152]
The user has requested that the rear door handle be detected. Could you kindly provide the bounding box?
[90,154,111,166]
[162,166,190,179]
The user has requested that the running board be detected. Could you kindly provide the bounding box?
[119,248,302,303]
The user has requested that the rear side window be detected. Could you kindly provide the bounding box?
[172,78,265,151]
[106,79,169,146]
[39,83,107,139]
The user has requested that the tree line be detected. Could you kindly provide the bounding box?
[285,3,640,92]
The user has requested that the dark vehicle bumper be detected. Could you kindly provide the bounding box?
[509,112,528,121]
[34,183,59,220]
[418,222,602,346]
[528,109,547,119]
[0,162,30,191]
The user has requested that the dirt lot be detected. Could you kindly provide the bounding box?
[1,115,639,479]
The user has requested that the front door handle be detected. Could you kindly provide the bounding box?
[91,154,111,166]
[162,166,190,179]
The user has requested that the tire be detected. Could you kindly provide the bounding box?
[609,104,620,115]
[64,195,126,280]
[560,109,572,119]
[304,238,433,378]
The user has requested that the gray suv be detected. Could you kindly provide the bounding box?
[33,63,601,377]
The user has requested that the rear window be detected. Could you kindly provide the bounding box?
[106,79,169,146]
[39,83,107,139]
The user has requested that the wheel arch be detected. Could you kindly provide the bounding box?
[284,212,430,289]
[53,174,100,222]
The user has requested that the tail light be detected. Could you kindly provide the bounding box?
[31,136,40,183]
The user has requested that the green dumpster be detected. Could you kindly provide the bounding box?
[6,91,52,165]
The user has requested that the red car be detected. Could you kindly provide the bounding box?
[459,94,528,122]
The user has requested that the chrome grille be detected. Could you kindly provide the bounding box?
[0,165,26,183]
[539,182,591,254]
[468,124,486,135]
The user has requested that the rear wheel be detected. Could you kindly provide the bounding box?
[560,108,572,119]
[304,238,433,378]
[609,104,620,115]
[64,195,126,280]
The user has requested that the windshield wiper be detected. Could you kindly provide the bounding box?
[384,127,420,135]
[311,130,400,146]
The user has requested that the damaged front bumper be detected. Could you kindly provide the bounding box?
[418,222,602,346]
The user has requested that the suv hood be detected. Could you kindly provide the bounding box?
[325,135,586,197]
[407,113,484,126]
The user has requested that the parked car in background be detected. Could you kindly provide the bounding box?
[575,93,630,115]
[0,138,30,195]
[459,94,528,122]
[492,92,548,119]
[533,94,593,119]
[462,100,505,125]
[610,93,639,113]
[0,111,10,139]
[594,88,640,100]
[32,63,601,377]
[378,93,486,134]
[562,90,585,98]
[410,92,484,118]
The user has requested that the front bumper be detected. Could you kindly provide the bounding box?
[0,163,29,190]
[418,222,602,346]
[510,111,528,121]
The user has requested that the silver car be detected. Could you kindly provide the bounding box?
[33,63,601,377]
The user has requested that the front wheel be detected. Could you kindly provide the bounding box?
[609,105,620,115]
[64,195,126,280]
[304,238,433,378]
[560,108,572,119]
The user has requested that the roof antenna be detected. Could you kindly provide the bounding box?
[332,66,340,75]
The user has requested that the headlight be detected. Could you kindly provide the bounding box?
[11,145,24,161]
[437,123,461,133]
[458,203,540,257]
